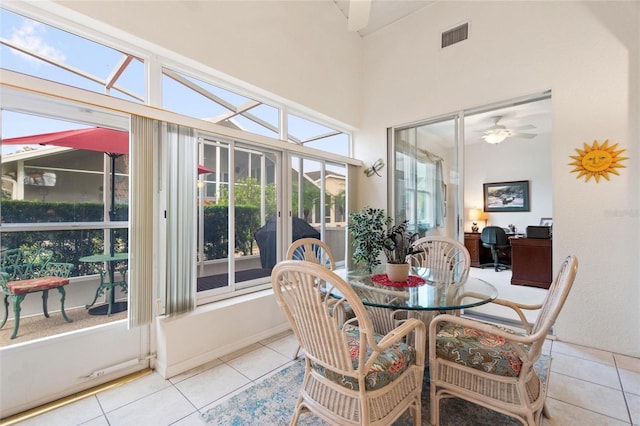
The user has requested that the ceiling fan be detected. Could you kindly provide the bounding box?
[479,116,537,144]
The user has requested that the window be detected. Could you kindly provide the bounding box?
[287,113,350,156]
[162,68,281,139]
[0,8,144,103]
[392,122,450,235]
[0,104,131,337]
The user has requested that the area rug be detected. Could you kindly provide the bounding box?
[201,355,550,425]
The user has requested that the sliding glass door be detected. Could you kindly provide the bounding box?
[196,137,279,297]
[390,116,461,239]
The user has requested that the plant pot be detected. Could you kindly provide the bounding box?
[386,263,410,282]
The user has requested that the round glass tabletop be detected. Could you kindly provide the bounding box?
[332,265,498,311]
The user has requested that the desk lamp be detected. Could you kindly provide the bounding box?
[469,208,483,232]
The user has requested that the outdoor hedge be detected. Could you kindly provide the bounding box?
[1,200,260,276]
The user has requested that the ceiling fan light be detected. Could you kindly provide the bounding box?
[483,132,508,144]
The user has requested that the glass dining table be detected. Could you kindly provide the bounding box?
[332,265,498,335]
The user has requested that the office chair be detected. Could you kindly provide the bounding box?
[480,226,511,271]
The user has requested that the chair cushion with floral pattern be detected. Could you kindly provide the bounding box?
[435,322,531,377]
[311,326,416,391]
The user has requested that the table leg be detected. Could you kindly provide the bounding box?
[85,270,106,309]
[87,276,128,316]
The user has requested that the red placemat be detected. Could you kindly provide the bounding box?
[372,274,426,288]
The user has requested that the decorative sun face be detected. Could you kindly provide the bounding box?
[569,140,628,183]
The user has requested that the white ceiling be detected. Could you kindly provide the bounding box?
[333,0,434,37]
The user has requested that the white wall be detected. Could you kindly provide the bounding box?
[155,291,289,378]
[464,136,553,234]
[358,1,639,356]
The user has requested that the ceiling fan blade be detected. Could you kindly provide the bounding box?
[348,0,371,32]
[514,132,537,139]
[513,124,536,131]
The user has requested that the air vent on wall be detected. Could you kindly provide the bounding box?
[442,23,468,48]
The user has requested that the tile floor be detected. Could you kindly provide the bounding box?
[12,328,639,426]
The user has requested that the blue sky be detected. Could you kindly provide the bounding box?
[1,7,348,158]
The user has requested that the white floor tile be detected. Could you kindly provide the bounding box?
[543,397,631,426]
[170,410,206,426]
[262,331,300,359]
[620,368,640,396]
[552,341,616,366]
[105,386,194,426]
[17,396,103,426]
[548,373,629,422]
[224,345,290,380]
[626,392,640,425]
[96,371,171,413]
[616,353,640,373]
[551,351,621,389]
[173,362,251,409]
[78,415,110,426]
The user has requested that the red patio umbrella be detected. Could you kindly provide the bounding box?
[2,127,213,174]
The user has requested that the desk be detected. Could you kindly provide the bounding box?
[464,233,492,267]
[80,252,128,315]
[510,238,552,289]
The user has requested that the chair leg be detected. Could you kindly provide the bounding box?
[430,386,439,426]
[491,247,500,271]
[413,397,421,425]
[293,344,301,360]
[41,289,50,318]
[56,287,73,323]
[10,294,26,339]
[1,294,9,328]
[542,402,551,418]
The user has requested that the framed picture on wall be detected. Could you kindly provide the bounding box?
[483,180,530,212]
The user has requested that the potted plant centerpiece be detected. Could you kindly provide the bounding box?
[382,220,418,282]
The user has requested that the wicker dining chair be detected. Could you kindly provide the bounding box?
[286,238,337,359]
[407,236,471,287]
[271,260,426,426]
[385,236,473,328]
[428,255,578,426]
[286,237,336,270]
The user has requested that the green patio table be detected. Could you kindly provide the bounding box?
[80,252,128,316]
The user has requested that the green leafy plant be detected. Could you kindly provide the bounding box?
[348,207,387,272]
[382,220,419,264]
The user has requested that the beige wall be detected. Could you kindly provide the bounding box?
[358,1,639,356]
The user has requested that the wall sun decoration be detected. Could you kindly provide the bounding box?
[569,139,628,183]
